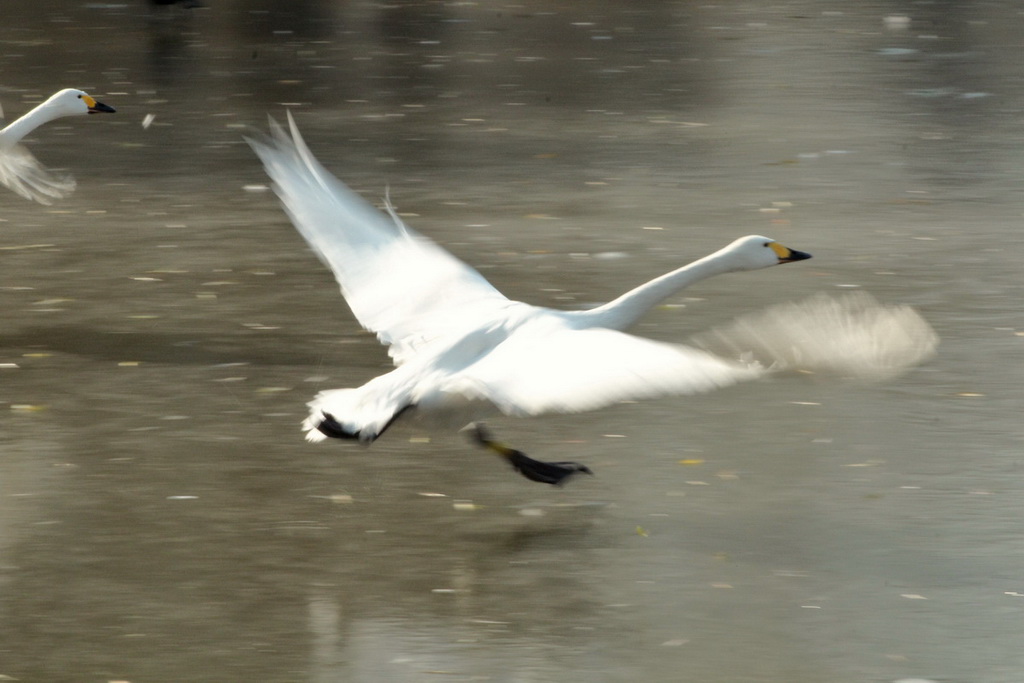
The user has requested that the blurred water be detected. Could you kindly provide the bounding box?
[2,2,1023,682]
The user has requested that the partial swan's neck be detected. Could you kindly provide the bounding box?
[576,247,739,330]
[0,99,66,148]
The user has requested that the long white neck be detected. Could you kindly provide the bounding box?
[573,248,739,330]
[0,100,66,148]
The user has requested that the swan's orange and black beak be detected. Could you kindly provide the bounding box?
[769,242,812,264]
[83,95,116,114]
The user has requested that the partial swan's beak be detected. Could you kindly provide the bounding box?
[770,242,812,264]
[780,248,812,263]
[83,95,116,114]
[88,101,116,114]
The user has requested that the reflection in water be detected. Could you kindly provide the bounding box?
[303,513,620,682]
[308,589,345,682]
[2,1,1024,682]
[146,4,197,88]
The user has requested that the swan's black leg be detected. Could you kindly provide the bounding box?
[464,423,593,486]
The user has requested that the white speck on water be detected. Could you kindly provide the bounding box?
[883,15,911,29]
[907,88,955,98]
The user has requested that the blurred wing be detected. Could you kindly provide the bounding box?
[444,291,938,417]
[692,291,938,380]
[449,325,765,417]
[248,113,511,364]
[0,145,75,205]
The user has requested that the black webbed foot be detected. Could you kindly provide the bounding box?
[462,422,593,486]
[504,450,593,486]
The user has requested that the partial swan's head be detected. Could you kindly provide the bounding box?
[43,89,117,117]
[718,235,812,271]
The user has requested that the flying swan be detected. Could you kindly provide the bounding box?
[0,88,116,204]
[249,114,937,485]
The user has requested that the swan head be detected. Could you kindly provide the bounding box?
[43,89,117,117]
[719,235,812,271]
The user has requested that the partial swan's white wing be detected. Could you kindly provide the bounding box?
[444,291,938,418]
[0,145,75,205]
[447,324,765,417]
[692,291,938,380]
[248,114,511,364]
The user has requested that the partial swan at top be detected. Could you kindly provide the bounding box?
[1,88,116,204]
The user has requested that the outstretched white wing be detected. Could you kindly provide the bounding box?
[692,291,938,380]
[248,114,511,365]
[0,144,75,205]
[444,291,938,417]
[446,323,766,417]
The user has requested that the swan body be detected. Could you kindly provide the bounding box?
[0,88,116,204]
[250,114,934,484]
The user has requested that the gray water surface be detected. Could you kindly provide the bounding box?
[2,2,1023,682]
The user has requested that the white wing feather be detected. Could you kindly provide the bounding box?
[692,291,938,380]
[0,144,75,205]
[247,114,511,364]
[446,324,765,417]
[448,290,938,417]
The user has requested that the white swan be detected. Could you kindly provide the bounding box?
[0,88,116,204]
[249,114,935,485]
